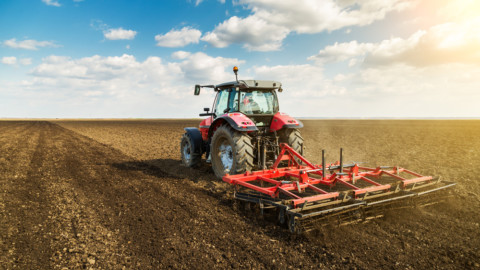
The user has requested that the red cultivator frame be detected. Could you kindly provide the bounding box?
[223,144,456,233]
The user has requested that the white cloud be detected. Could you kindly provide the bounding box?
[26,53,241,97]
[284,15,480,116]
[2,56,17,65]
[90,19,109,32]
[192,0,224,5]
[249,61,480,117]
[3,38,59,50]
[309,18,480,67]
[104,28,137,40]
[42,0,61,7]
[437,0,480,21]
[203,0,412,51]
[1,57,32,66]
[242,0,411,33]
[5,52,243,117]
[347,63,480,106]
[155,27,202,47]
[20,58,32,66]
[3,50,480,118]
[308,40,374,64]
[171,51,191,60]
[177,52,244,83]
[201,16,289,51]
[253,64,344,96]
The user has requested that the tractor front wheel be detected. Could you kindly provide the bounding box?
[211,125,254,179]
[180,133,201,167]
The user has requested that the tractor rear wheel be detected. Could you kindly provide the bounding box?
[180,133,201,167]
[211,125,254,179]
[279,128,304,154]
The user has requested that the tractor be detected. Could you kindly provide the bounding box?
[180,66,303,179]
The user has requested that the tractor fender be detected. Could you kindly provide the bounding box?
[208,113,258,137]
[184,127,204,154]
[270,112,304,131]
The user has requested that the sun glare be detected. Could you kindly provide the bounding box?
[441,0,480,20]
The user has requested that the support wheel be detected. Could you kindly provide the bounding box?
[211,125,254,179]
[287,214,303,234]
[278,209,286,225]
[180,133,201,167]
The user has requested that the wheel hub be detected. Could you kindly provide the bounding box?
[218,141,233,172]
[183,140,191,161]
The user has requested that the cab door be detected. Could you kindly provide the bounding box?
[214,88,239,118]
[213,89,229,118]
[200,88,239,141]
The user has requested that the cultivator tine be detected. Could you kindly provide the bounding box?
[322,149,326,180]
[224,144,456,233]
[339,148,343,173]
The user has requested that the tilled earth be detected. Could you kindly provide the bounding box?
[1,120,479,269]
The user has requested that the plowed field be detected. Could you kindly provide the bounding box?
[1,120,479,269]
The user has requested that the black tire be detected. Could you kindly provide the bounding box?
[180,133,201,167]
[211,125,254,179]
[279,128,304,154]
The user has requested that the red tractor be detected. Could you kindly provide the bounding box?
[181,66,304,179]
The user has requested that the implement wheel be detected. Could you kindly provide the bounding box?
[180,133,201,167]
[211,125,254,179]
[287,214,303,234]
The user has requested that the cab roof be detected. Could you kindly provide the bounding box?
[215,80,282,91]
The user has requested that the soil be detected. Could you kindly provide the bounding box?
[1,119,479,269]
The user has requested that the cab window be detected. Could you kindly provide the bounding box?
[239,90,279,114]
[214,90,229,117]
[215,88,240,118]
[229,89,239,112]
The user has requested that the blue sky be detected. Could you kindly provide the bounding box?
[1,0,479,118]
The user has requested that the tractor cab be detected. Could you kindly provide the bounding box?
[208,80,281,128]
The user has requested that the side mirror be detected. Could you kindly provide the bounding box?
[194,85,201,95]
[204,107,209,112]
[278,87,283,93]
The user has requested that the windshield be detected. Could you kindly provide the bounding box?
[239,90,279,115]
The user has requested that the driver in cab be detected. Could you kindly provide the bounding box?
[241,92,260,114]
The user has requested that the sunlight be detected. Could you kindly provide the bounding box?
[440,0,480,20]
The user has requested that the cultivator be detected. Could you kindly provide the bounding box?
[223,144,456,233]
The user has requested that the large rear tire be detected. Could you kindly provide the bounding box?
[279,128,304,154]
[180,133,201,167]
[211,125,254,179]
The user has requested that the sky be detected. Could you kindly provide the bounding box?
[0,0,479,118]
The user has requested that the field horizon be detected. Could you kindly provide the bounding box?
[2,117,480,121]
